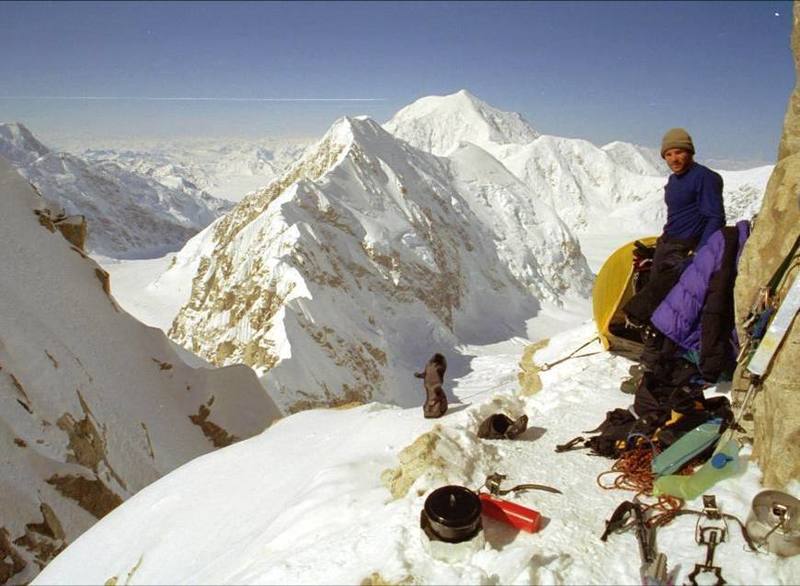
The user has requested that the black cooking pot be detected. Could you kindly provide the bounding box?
[420,485,483,543]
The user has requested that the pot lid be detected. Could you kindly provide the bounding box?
[424,485,481,528]
[752,490,800,534]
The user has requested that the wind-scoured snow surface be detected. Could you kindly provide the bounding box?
[0,123,233,258]
[0,159,280,584]
[33,324,800,585]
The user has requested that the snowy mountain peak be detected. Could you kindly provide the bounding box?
[384,90,539,156]
[168,107,593,414]
[320,115,393,153]
[323,115,358,148]
[0,122,51,164]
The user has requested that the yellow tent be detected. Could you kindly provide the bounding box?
[593,236,658,358]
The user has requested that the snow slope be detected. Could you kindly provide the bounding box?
[0,123,232,258]
[166,115,591,414]
[601,140,666,177]
[33,324,800,585]
[0,159,280,584]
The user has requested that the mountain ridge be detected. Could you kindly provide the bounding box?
[0,122,233,258]
[167,114,590,413]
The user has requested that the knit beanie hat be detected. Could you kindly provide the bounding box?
[661,128,695,158]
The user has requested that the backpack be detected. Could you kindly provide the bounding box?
[556,408,659,459]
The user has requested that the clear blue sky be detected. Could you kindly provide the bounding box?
[0,1,793,162]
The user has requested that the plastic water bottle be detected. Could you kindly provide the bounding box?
[651,420,722,477]
[653,438,742,500]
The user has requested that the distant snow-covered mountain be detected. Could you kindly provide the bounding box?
[77,137,311,203]
[0,122,50,164]
[0,158,280,584]
[0,123,233,258]
[166,115,591,413]
[384,89,539,157]
[445,141,589,297]
[385,90,770,239]
[385,91,666,232]
[148,91,768,415]
[491,135,666,232]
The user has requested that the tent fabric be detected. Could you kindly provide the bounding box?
[593,236,658,357]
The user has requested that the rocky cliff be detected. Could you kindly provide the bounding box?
[734,1,800,487]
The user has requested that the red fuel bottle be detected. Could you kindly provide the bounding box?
[478,492,542,533]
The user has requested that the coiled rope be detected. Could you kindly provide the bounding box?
[596,447,685,526]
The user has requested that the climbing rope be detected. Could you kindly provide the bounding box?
[596,448,684,526]
[539,335,602,371]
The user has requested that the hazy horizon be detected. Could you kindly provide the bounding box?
[1,1,793,164]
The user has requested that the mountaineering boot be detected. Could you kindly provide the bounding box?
[423,386,447,419]
[505,414,529,439]
[477,414,529,439]
[417,353,448,419]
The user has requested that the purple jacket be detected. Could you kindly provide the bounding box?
[651,220,750,354]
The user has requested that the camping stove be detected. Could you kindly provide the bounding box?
[420,485,485,562]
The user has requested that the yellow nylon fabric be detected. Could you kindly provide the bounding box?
[592,236,658,352]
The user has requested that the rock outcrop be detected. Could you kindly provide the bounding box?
[733,1,800,487]
[0,158,281,584]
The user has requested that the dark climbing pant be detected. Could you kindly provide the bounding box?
[623,235,697,327]
[623,235,697,373]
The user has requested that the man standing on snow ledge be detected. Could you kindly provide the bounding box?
[623,128,725,362]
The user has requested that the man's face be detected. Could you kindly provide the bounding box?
[663,148,693,175]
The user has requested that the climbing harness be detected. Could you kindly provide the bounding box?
[538,335,602,371]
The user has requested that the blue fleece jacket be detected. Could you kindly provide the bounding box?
[663,162,725,250]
